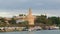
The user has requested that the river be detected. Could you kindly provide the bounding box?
[0,30,60,34]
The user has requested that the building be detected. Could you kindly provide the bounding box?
[16,8,35,25]
[26,8,34,25]
[0,8,35,26]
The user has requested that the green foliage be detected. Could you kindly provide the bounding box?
[48,17,60,26]
[35,15,48,24]
[35,15,60,26]
[19,14,26,16]
[19,21,28,25]
[9,18,16,24]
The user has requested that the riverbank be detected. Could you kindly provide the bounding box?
[0,27,25,32]
[0,26,59,32]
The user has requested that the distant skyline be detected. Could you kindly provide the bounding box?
[0,0,60,17]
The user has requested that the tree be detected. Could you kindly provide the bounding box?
[48,17,60,26]
[35,15,48,24]
[19,14,26,16]
[10,18,16,24]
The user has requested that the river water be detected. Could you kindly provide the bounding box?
[0,30,60,34]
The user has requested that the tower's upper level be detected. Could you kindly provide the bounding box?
[28,8,32,16]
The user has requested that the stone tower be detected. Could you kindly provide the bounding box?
[27,8,34,25]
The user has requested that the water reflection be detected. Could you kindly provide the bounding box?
[28,32,34,34]
[0,30,60,34]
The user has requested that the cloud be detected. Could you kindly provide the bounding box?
[0,0,60,9]
[0,0,60,17]
[0,9,28,17]
[0,9,60,17]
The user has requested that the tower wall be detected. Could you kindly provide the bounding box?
[27,8,34,25]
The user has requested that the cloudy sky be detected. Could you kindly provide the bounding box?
[0,0,60,17]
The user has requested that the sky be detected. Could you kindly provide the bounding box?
[0,0,60,17]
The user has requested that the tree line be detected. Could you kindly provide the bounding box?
[35,15,60,26]
[0,14,60,27]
